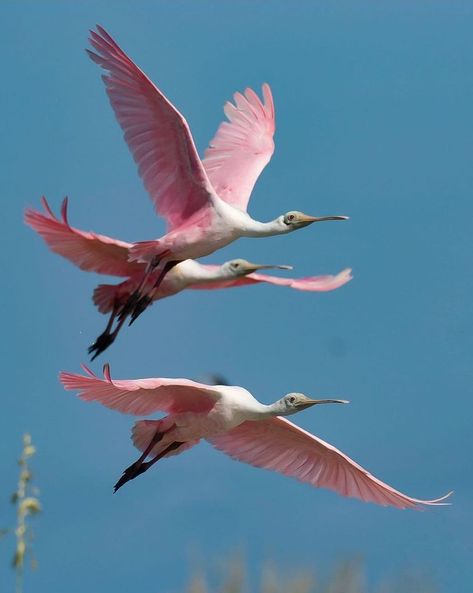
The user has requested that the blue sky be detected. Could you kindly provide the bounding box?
[1,1,472,591]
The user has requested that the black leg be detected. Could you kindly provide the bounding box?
[114,441,183,493]
[88,300,120,360]
[118,256,161,322]
[128,260,180,326]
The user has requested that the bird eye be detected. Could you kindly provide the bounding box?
[288,214,295,222]
[289,396,296,404]
[232,263,239,268]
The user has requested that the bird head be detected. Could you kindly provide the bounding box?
[279,393,349,416]
[279,211,348,231]
[222,259,293,277]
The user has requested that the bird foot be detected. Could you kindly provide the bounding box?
[128,296,153,326]
[88,331,116,361]
[113,460,150,493]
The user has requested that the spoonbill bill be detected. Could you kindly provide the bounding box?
[87,26,348,325]
[60,365,451,508]
[25,197,352,358]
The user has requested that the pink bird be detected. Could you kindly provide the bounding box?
[25,197,352,358]
[60,365,451,507]
[86,26,348,333]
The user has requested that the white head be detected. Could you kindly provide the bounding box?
[277,211,349,233]
[220,259,292,278]
[276,393,349,417]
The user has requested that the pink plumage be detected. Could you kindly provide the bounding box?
[203,83,275,211]
[25,197,352,315]
[60,366,452,508]
[210,418,451,510]
[24,197,139,277]
[60,365,219,416]
[88,25,215,232]
[189,266,353,293]
[84,25,348,337]
[26,25,349,358]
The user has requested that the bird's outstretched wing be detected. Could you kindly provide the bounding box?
[25,197,141,277]
[60,364,221,416]
[88,25,215,231]
[209,417,452,509]
[203,84,275,212]
[189,267,353,292]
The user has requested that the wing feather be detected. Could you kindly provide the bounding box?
[203,83,275,211]
[189,266,353,292]
[88,25,214,231]
[24,197,141,277]
[60,364,221,416]
[209,417,452,509]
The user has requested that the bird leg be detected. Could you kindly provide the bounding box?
[118,255,162,322]
[113,428,166,492]
[88,299,121,361]
[114,438,183,493]
[128,260,180,326]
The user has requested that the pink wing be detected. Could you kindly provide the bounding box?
[190,267,353,292]
[25,197,142,277]
[209,417,452,509]
[88,26,214,231]
[203,84,275,211]
[60,364,221,416]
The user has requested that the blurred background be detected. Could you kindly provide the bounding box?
[1,2,472,592]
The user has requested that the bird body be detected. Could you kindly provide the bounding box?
[128,195,313,264]
[60,366,452,508]
[25,197,351,344]
[24,24,351,359]
[87,25,348,324]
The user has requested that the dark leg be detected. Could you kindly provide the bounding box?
[128,260,180,326]
[117,255,163,322]
[113,427,166,492]
[114,441,183,493]
[88,300,120,360]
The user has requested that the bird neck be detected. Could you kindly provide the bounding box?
[187,264,235,286]
[241,217,289,238]
[176,260,229,286]
[245,400,287,420]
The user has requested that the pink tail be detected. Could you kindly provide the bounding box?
[131,420,164,454]
[131,419,198,458]
[93,282,133,314]
[128,241,165,264]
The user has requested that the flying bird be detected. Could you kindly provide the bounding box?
[60,365,451,509]
[25,197,352,358]
[87,26,348,329]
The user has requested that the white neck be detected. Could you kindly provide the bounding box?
[178,260,236,287]
[244,399,288,421]
[240,217,289,238]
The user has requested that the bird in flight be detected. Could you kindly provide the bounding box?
[25,197,352,358]
[86,26,348,336]
[60,365,451,509]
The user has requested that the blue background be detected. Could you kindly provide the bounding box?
[1,2,472,591]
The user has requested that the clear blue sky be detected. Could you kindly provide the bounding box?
[1,2,472,591]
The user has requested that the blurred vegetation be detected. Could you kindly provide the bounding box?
[3,434,41,593]
[1,437,437,593]
[185,556,437,593]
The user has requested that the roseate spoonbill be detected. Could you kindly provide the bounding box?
[25,197,352,358]
[87,26,348,324]
[60,365,452,508]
